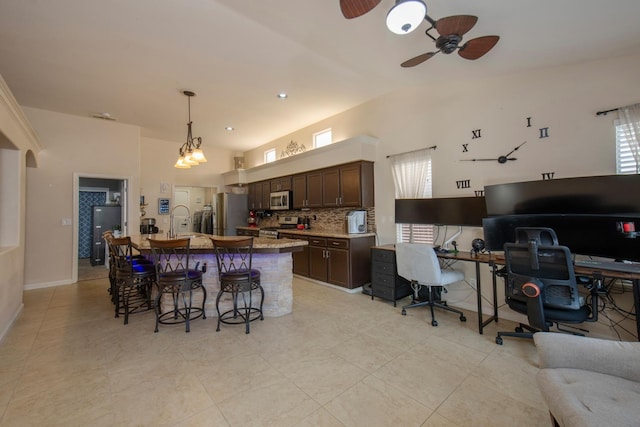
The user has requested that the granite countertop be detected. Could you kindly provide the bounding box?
[237,226,376,239]
[131,233,308,252]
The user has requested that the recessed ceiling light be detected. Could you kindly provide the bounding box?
[225,126,234,131]
[277,92,288,99]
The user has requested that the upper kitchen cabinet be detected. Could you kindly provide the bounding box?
[270,176,292,192]
[292,171,323,209]
[323,161,374,208]
[248,180,271,210]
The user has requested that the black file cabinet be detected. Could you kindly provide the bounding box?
[370,246,412,306]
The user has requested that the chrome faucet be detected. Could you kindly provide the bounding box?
[169,204,191,238]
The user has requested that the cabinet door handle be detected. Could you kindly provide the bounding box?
[331,242,340,246]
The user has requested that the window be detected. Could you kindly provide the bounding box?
[616,120,640,174]
[313,129,332,148]
[264,148,276,164]
[389,149,434,244]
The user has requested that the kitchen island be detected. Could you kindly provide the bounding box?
[131,233,307,318]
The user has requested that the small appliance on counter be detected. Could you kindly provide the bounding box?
[247,210,258,228]
[140,217,159,234]
[346,210,367,234]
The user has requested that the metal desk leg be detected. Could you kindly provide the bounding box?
[633,278,640,341]
[476,260,483,334]
[477,260,500,335]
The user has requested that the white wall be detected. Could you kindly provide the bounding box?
[0,75,40,340]
[23,108,141,287]
[243,52,640,315]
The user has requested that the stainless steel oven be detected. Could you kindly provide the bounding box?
[269,190,292,210]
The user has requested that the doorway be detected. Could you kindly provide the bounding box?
[73,174,130,283]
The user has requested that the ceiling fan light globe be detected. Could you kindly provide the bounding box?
[386,0,426,35]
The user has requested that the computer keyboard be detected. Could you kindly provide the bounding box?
[574,259,640,274]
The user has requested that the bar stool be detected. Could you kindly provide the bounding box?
[149,238,206,333]
[110,236,155,324]
[210,237,264,334]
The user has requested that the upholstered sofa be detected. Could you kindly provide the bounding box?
[534,332,640,427]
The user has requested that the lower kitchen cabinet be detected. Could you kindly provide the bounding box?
[307,235,375,289]
[370,246,412,305]
[280,233,309,276]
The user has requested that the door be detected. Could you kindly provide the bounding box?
[173,189,190,233]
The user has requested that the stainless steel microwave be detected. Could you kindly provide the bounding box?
[270,190,292,210]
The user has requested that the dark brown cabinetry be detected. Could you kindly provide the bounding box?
[250,160,374,210]
[318,161,375,208]
[248,180,271,210]
[280,233,309,276]
[370,247,412,305]
[270,176,292,192]
[292,172,323,209]
[307,235,375,289]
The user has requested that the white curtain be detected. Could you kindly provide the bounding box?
[618,103,640,173]
[389,149,432,198]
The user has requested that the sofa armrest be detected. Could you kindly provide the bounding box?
[534,332,640,382]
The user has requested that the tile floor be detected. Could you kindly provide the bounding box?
[0,277,551,427]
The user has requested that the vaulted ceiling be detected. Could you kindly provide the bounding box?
[1,0,640,152]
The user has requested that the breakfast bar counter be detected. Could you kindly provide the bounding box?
[131,233,307,317]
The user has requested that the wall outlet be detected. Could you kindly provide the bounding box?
[61,218,72,226]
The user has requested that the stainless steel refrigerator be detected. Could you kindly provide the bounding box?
[214,193,248,236]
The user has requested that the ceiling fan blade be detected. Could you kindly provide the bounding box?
[434,15,478,37]
[458,35,500,60]
[340,0,382,19]
[401,52,437,68]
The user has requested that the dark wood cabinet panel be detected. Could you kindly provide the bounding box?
[255,160,374,210]
[280,233,309,276]
[270,176,292,192]
[327,247,349,287]
[260,181,270,209]
[249,180,271,210]
[305,235,374,289]
[306,172,324,208]
[309,245,328,282]
[322,167,340,207]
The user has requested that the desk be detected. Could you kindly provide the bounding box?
[573,264,640,341]
[437,251,501,335]
[370,245,501,335]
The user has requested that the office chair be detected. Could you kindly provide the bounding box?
[396,243,466,326]
[495,227,599,345]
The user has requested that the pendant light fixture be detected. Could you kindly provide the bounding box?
[174,90,207,169]
[386,0,427,35]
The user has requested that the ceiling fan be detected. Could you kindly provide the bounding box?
[401,14,500,67]
[339,1,499,66]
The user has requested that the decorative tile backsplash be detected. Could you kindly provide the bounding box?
[258,207,375,233]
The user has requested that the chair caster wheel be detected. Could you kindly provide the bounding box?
[460,315,467,322]
[496,336,503,345]
[515,326,524,333]
[431,320,438,327]
[401,309,406,316]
